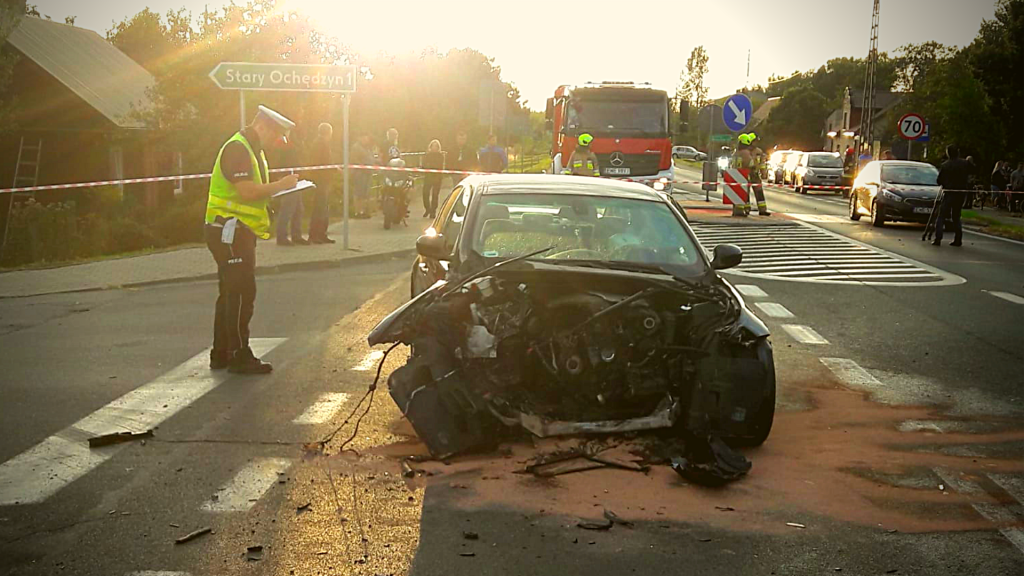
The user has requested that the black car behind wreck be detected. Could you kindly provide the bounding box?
[368,175,776,460]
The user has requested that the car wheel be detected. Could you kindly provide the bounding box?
[871,200,885,227]
[732,338,776,447]
[849,193,861,221]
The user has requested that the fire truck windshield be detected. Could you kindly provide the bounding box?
[566,99,668,136]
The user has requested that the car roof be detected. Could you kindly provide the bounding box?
[806,151,839,155]
[871,160,937,168]
[462,174,665,202]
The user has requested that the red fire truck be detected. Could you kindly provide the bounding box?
[545,82,675,191]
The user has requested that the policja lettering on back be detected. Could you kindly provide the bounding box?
[205,105,298,374]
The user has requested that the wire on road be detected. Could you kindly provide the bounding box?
[318,342,402,454]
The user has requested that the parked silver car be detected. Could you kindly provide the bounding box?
[794,152,845,194]
[672,145,707,161]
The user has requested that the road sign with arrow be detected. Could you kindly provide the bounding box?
[209,62,357,92]
[722,94,753,133]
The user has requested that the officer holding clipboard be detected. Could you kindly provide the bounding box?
[205,105,299,374]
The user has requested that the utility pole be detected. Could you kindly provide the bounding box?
[858,0,880,156]
[746,49,751,91]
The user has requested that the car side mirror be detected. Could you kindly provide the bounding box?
[544,119,554,132]
[711,244,743,271]
[416,234,449,261]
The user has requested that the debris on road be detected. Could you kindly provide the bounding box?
[670,435,752,487]
[87,430,154,448]
[296,502,312,515]
[786,522,807,529]
[401,460,417,478]
[368,258,775,464]
[603,510,634,528]
[463,531,480,540]
[715,506,736,512]
[174,527,212,545]
[246,545,264,562]
[577,517,614,531]
[460,552,477,557]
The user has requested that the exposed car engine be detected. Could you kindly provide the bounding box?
[372,265,773,459]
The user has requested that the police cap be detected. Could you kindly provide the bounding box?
[254,105,296,136]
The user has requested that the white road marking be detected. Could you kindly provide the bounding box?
[788,213,858,224]
[988,473,1024,507]
[0,339,286,506]
[734,284,768,297]
[984,291,1024,305]
[691,221,965,286]
[781,325,829,345]
[352,350,386,372]
[933,467,986,496]
[933,468,1024,556]
[200,457,292,513]
[292,392,351,425]
[755,302,795,319]
[820,358,883,391]
[897,420,945,433]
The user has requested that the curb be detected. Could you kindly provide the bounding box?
[0,248,418,300]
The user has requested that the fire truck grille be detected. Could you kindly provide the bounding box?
[596,154,662,177]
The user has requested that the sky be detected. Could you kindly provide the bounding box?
[33,0,998,110]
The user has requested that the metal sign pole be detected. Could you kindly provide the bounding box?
[239,91,246,131]
[343,95,351,250]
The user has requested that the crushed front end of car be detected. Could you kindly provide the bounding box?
[368,263,774,460]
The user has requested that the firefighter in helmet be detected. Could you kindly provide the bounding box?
[733,133,770,216]
[564,133,601,177]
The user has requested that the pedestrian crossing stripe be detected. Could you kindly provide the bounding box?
[691,221,965,286]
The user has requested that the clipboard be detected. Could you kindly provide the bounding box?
[272,179,317,198]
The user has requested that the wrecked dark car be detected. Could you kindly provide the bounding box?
[369,175,775,459]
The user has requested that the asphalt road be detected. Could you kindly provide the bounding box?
[1,180,1023,575]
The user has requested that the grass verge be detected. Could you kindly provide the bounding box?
[961,210,1024,241]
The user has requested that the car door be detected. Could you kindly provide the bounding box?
[855,163,879,213]
[412,185,471,296]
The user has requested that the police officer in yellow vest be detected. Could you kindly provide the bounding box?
[563,133,601,176]
[205,105,298,374]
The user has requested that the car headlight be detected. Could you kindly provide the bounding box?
[805,169,816,177]
[881,189,903,203]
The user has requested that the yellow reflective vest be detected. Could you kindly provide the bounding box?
[205,132,272,239]
[564,149,601,177]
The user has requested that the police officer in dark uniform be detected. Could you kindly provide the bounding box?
[205,106,298,374]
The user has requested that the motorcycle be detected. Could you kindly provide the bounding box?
[382,159,413,230]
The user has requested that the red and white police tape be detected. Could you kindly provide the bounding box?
[0,162,1007,196]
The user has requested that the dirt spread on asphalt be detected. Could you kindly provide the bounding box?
[361,373,1024,536]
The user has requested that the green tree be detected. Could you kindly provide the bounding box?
[677,46,709,109]
[760,86,830,150]
[892,42,957,93]
[895,56,1002,164]
[0,2,23,136]
[965,0,1024,160]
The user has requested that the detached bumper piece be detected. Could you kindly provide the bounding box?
[372,268,773,473]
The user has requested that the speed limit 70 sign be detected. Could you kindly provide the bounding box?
[898,113,926,140]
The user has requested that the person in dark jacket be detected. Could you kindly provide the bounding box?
[933,144,973,247]
[275,140,307,246]
[478,134,508,173]
[449,131,477,186]
[421,139,445,218]
[308,123,335,244]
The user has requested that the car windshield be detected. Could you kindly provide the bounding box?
[470,193,701,272]
[882,164,939,185]
[567,100,668,135]
[808,154,843,168]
